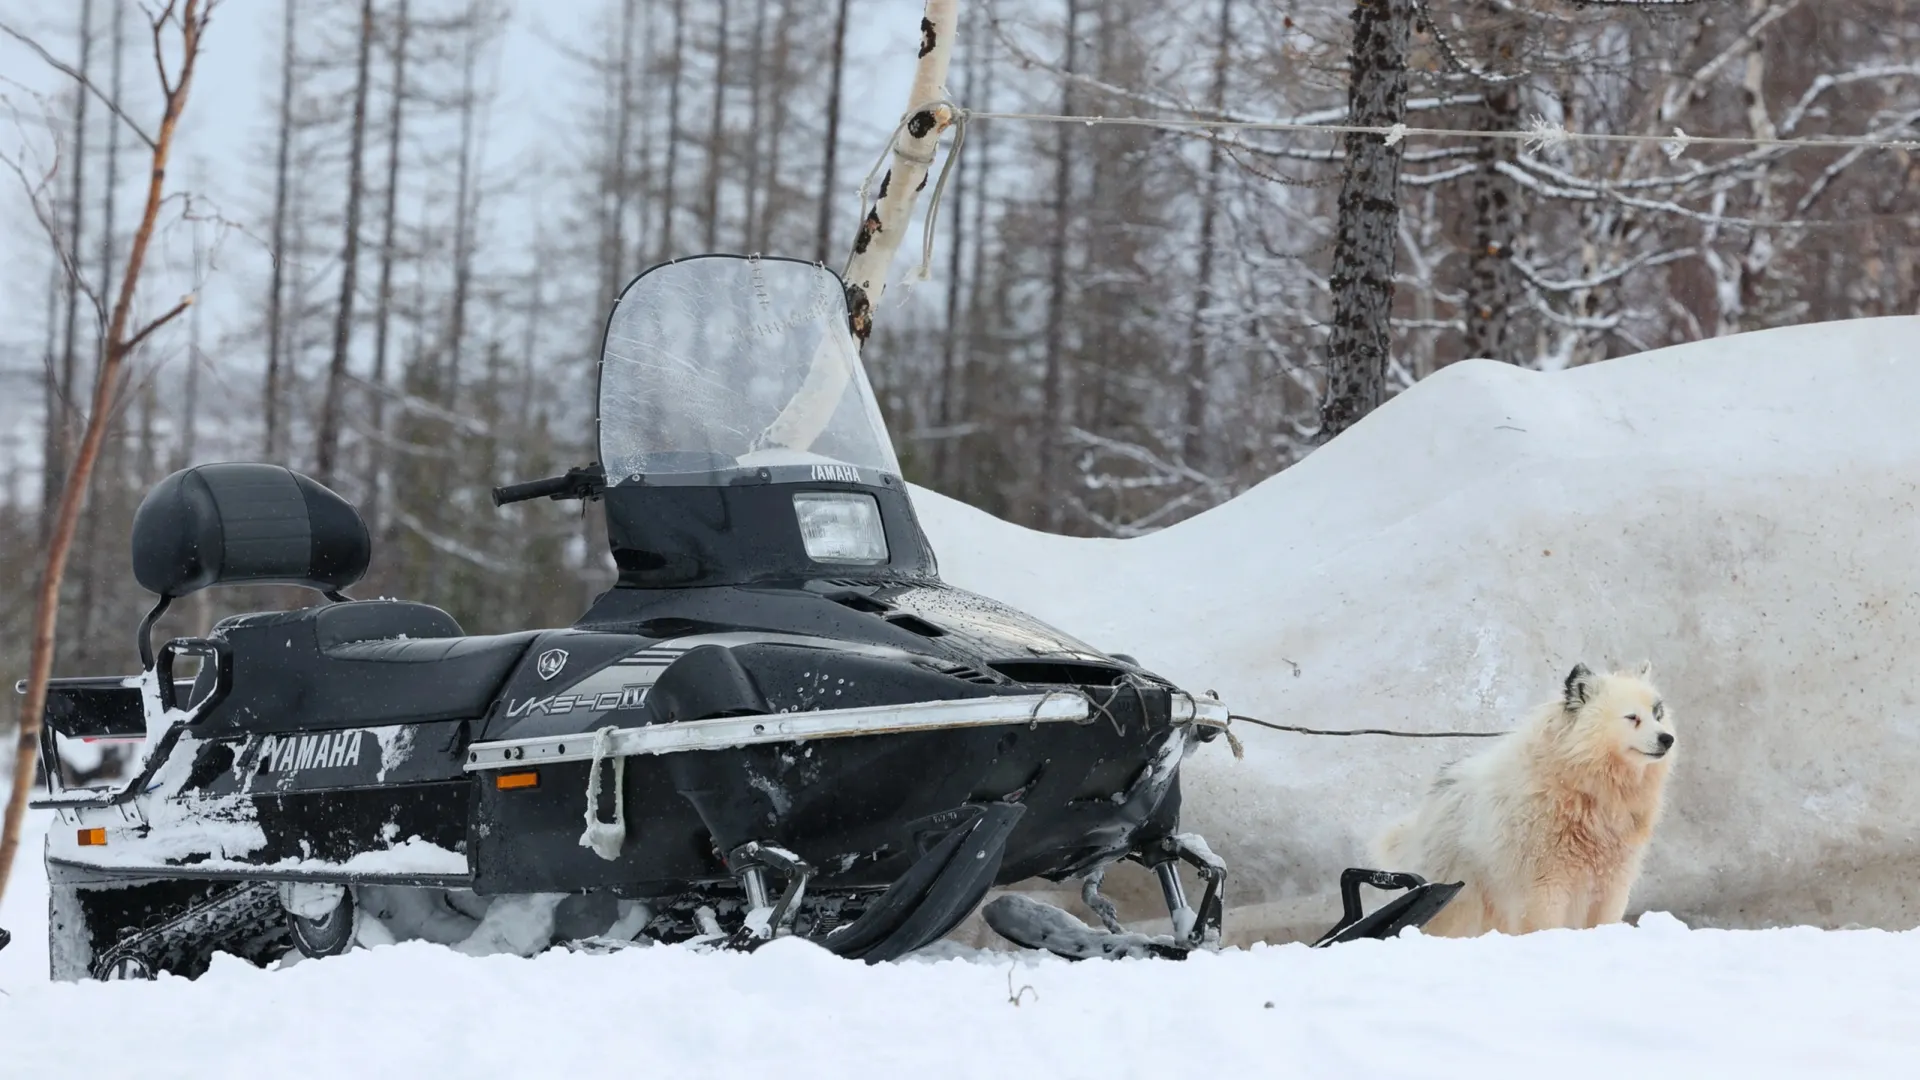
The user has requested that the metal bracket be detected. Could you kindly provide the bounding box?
[1130,833,1227,950]
[725,841,815,945]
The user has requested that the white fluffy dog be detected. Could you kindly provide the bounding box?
[1374,662,1677,937]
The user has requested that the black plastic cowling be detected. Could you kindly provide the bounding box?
[131,463,371,599]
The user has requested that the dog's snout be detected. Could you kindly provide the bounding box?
[1656,732,1675,750]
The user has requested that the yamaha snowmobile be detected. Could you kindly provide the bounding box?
[21,254,1457,981]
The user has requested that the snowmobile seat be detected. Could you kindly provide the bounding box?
[187,600,540,734]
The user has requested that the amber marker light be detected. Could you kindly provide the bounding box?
[495,771,540,790]
[77,827,107,846]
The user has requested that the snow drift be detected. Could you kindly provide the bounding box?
[917,315,1920,946]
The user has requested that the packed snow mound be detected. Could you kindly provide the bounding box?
[916,315,1920,945]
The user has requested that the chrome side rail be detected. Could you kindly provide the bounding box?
[464,691,1093,771]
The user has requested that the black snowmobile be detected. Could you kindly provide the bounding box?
[21,254,1456,980]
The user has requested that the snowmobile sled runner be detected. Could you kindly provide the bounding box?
[22,254,1452,981]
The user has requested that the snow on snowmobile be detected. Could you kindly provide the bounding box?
[19,254,1457,980]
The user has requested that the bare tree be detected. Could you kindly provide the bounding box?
[1182,0,1234,466]
[45,0,97,537]
[1035,0,1080,528]
[315,0,378,487]
[366,0,413,533]
[702,0,731,249]
[1321,0,1415,440]
[263,0,297,458]
[814,0,852,262]
[2,0,218,902]
[661,0,686,254]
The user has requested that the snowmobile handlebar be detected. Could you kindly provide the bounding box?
[491,464,606,507]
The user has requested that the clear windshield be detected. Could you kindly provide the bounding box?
[597,255,902,483]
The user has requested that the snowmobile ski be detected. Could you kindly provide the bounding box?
[1310,869,1464,947]
[981,894,1192,961]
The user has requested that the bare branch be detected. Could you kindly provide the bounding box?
[1513,247,1696,293]
[0,21,158,148]
[121,295,194,354]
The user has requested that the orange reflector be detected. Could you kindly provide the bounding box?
[495,771,539,791]
[77,827,107,846]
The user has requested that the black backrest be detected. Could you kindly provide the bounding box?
[132,463,371,598]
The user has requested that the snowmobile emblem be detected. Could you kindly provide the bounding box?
[254,730,365,774]
[536,648,570,680]
[810,464,861,484]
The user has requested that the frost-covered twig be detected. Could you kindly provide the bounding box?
[1512,246,1696,294]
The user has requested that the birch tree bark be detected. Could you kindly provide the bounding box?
[840,0,961,342]
[1,0,216,902]
[757,0,959,456]
[1320,0,1413,441]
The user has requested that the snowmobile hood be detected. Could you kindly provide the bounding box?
[474,580,1155,746]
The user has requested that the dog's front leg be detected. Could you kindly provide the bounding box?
[1519,880,1578,934]
[1584,874,1635,928]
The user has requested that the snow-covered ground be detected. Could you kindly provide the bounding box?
[7,316,1920,1076]
[5,803,1920,1079]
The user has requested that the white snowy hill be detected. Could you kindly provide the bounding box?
[6,315,1920,1076]
[917,314,1920,946]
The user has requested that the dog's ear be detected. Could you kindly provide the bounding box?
[1563,663,1595,711]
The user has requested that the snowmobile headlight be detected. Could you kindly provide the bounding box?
[794,492,889,564]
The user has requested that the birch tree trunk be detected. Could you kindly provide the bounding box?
[756,0,959,456]
[1320,0,1413,441]
[839,0,961,341]
[2,0,214,902]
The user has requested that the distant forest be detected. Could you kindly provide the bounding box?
[4,0,1917,699]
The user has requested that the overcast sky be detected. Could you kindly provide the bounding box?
[0,0,929,473]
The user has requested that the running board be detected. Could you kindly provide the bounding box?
[1310,868,1462,947]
